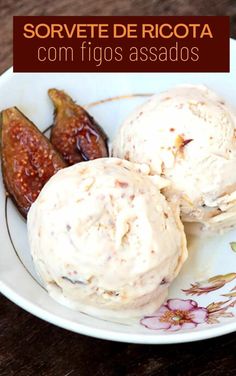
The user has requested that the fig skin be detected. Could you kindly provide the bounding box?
[48,89,109,165]
[0,107,66,218]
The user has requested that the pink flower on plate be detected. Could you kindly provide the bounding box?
[141,299,208,331]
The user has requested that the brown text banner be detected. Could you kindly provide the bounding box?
[13,16,230,72]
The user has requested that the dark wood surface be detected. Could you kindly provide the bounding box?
[1,1,236,375]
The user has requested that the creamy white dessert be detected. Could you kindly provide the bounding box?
[28,158,187,318]
[113,85,236,233]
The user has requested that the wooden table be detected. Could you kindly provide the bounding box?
[1,1,236,375]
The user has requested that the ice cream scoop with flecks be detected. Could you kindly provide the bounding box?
[113,85,236,233]
[27,158,187,318]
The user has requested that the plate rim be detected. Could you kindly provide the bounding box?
[1,49,236,343]
[1,279,236,344]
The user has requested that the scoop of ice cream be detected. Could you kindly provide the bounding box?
[27,158,187,318]
[112,85,236,233]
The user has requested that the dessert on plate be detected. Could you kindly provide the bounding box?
[0,89,108,217]
[48,88,108,165]
[27,158,187,318]
[113,85,236,233]
[5,83,235,319]
[0,107,66,217]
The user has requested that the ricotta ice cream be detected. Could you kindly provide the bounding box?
[113,85,236,233]
[28,158,187,318]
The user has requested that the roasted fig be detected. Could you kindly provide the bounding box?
[48,89,108,165]
[0,107,66,217]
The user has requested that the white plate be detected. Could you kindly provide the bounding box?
[1,39,236,344]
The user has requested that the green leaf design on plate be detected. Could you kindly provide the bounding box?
[230,242,236,253]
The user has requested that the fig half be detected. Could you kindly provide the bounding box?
[0,107,66,217]
[48,89,108,165]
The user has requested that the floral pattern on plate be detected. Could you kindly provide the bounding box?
[182,273,236,296]
[141,270,236,331]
